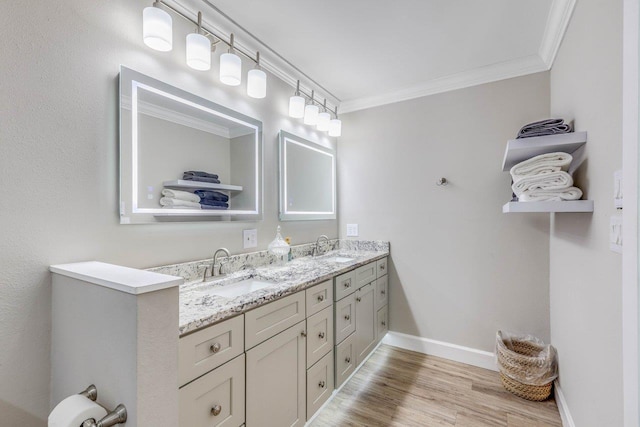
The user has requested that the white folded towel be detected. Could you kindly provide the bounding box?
[161,189,200,203]
[512,171,573,197]
[519,187,583,202]
[510,152,572,181]
[159,197,201,208]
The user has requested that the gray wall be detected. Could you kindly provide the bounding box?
[549,0,624,425]
[0,0,336,424]
[338,72,552,352]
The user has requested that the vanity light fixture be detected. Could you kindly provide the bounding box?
[328,107,342,137]
[142,1,172,52]
[220,33,242,86]
[186,12,211,71]
[316,100,331,132]
[288,80,306,118]
[304,90,320,125]
[247,52,267,98]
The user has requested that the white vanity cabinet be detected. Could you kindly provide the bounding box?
[354,282,377,365]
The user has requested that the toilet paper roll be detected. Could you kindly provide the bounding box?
[48,394,108,427]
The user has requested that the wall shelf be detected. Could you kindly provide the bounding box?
[502,200,594,213]
[163,180,243,192]
[501,131,587,172]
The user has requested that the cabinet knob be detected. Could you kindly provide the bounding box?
[318,381,325,388]
[209,342,221,353]
[318,331,325,339]
[382,321,386,326]
[301,331,307,338]
[345,356,351,363]
[210,405,222,416]
[381,290,386,295]
[344,314,350,321]
[344,280,351,288]
[356,297,362,302]
[380,264,385,270]
[317,294,324,302]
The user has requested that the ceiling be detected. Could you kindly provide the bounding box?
[185,0,574,113]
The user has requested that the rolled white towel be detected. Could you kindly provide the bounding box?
[161,189,200,203]
[159,197,201,208]
[519,187,583,202]
[510,152,572,181]
[512,171,573,197]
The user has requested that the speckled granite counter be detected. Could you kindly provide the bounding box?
[164,241,389,336]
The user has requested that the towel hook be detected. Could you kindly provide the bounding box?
[436,177,448,186]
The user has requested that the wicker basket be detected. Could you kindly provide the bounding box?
[495,331,557,401]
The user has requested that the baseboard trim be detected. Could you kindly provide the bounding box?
[554,381,575,427]
[382,331,498,372]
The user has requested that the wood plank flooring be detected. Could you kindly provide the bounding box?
[310,345,562,427]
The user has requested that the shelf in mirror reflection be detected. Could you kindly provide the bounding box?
[163,180,243,192]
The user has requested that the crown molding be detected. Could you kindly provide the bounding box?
[339,55,548,114]
[539,0,576,68]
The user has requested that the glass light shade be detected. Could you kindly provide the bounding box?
[304,104,319,125]
[247,69,267,98]
[220,52,242,86]
[316,111,331,131]
[186,33,211,70]
[288,95,305,118]
[328,118,342,137]
[143,6,172,52]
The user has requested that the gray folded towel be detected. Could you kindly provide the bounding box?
[183,171,219,179]
[182,175,221,184]
[517,119,573,139]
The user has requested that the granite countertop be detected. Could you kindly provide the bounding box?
[179,248,388,336]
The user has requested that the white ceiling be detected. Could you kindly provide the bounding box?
[186,0,574,112]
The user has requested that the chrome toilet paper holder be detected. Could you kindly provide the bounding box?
[77,385,128,427]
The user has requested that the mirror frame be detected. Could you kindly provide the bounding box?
[278,130,336,221]
[119,66,263,223]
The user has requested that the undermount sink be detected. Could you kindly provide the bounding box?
[208,279,275,299]
[320,255,355,264]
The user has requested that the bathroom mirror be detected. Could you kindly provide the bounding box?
[119,66,262,223]
[278,131,336,221]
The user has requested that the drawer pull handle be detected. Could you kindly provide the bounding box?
[210,405,222,416]
[318,381,325,388]
[344,314,350,321]
[209,343,221,354]
[344,280,351,288]
[317,294,324,302]
[345,356,351,363]
[356,297,362,302]
[318,331,325,339]
[301,331,307,338]
[382,321,386,326]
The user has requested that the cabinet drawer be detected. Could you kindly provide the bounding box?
[245,292,306,349]
[179,315,244,387]
[179,354,245,427]
[334,270,356,301]
[355,262,377,288]
[377,305,388,340]
[307,349,334,420]
[335,332,356,389]
[335,293,356,344]
[376,257,388,278]
[307,306,333,367]
[306,280,333,316]
[375,275,388,311]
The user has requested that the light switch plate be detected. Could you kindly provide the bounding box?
[610,216,622,253]
[243,229,257,249]
[346,224,359,237]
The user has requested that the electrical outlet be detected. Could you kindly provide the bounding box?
[243,229,257,249]
[346,224,359,237]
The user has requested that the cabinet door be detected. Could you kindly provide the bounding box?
[355,283,376,365]
[335,293,356,344]
[245,292,306,350]
[246,321,306,427]
[179,354,245,427]
[377,305,388,341]
[374,275,388,311]
[307,306,334,367]
[306,349,334,420]
[335,332,356,388]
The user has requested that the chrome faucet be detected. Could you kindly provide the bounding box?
[212,248,230,277]
[312,235,330,257]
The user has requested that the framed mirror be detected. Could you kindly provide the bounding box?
[119,66,262,223]
[278,131,336,221]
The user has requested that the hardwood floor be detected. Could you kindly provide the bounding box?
[310,345,562,427]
